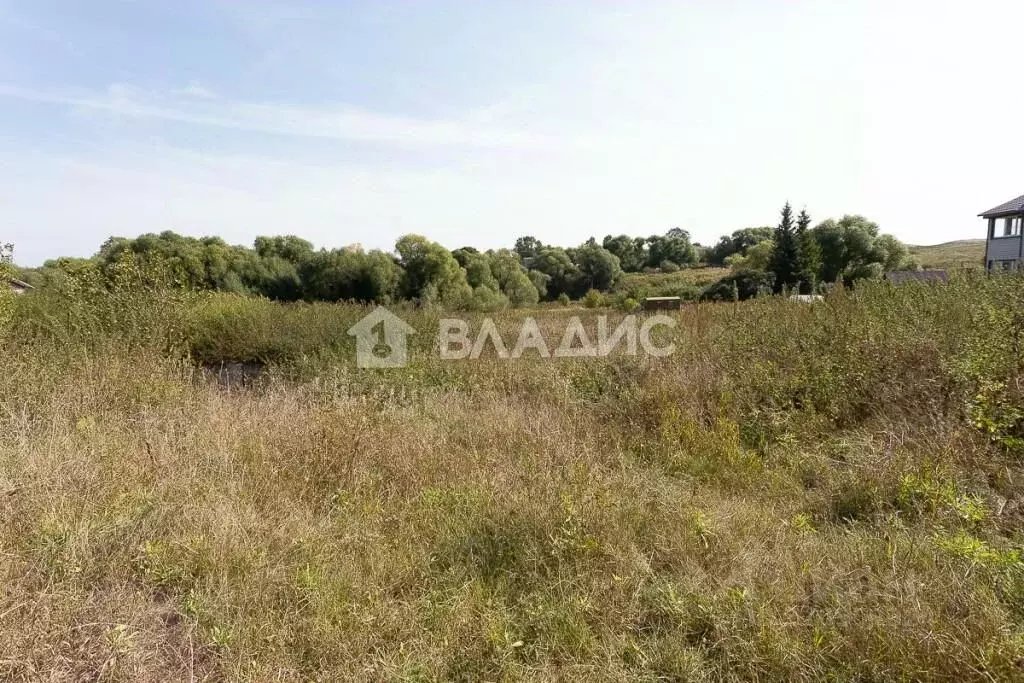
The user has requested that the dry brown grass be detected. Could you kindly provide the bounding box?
[2,276,1024,680]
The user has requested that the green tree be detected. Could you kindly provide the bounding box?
[96,233,202,288]
[702,269,774,302]
[795,209,822,294]
[303,249,364,302]
[395,234,472,307]
[645,229,698,270]
[251,255,303,300]
[602,234,648,272]
[470,285,509,311]
[574,242,623,293]
[513,236,544,263]
[528,270,550,300]
[455,249,500,291]
[769,202,800,293]
[811,215,905,284]
[726,239,774,272]
[304,248,402,303]
[501,269,539,307]
[532,247,580,300]
[360,250,404,303]
[28,257,100,292]
[253,235,315,265]
[707,227,774,266]
[873,234,909,272]
[813,219,848,284]
[489,249,539,307]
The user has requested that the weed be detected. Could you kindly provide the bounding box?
[2,273,1024,679]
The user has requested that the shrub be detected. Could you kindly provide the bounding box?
[701,269,774,301]
[582,289,606,309]
[617,297,640,313]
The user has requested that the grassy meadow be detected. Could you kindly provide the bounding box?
[613,267,732,302]
[3,273,1024,680]
[908,240,985,270]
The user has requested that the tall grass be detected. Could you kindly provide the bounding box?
[1,274,1023,680]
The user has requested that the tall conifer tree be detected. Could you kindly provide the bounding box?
[795,208,822,294]
[770,202,800,293]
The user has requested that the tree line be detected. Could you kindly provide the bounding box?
[701,204,918,301]
[16,206,919,308]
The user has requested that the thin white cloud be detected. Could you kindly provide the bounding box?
[4,1,1023,266]
[0,82,546,149]
[171,82,218,99]
[0,4,74,51]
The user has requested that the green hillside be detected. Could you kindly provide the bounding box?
[908,240,985,269]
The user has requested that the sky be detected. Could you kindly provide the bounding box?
[1,0,1023,266]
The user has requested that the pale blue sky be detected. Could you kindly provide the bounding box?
[1,0,1022,265]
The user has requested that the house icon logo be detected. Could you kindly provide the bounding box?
[347,307,416,368]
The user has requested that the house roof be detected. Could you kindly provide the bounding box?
[884,270,949,284]
[980,193,1024,218]
[8,278,32,290]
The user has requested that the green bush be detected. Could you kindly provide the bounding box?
[617,297,640,313]
[701,269,774,301]
[582,289,606,309]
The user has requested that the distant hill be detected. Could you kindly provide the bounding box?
[907,240,984,269]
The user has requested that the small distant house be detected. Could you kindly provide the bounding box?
[7,278,32,295]
[788,294,823,303]
[981,193,1024,271]
[642,296,682,312]
[884,270,949,285]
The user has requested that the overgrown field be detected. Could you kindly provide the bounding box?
[2,274,1024,681]
[908,240,985,270]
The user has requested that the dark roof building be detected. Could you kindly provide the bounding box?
[981,193,1024,271]
[642,296,681,311]
[884,270,949,285]
[980,194,1024,219]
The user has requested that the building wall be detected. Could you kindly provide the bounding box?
[986,236,1022,261]
[642,298,681,311]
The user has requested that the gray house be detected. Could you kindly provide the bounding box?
[981,193,1024,270]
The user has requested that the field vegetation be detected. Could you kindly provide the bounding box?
[2,265,1024,680]
[908,240,985,270]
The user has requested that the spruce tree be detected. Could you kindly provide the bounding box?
[770,202,800,293]
[795,208,822,294]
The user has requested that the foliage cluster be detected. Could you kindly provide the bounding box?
[713,207,920,300]
[14,206,927,310]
